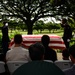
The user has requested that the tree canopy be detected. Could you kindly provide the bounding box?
[0,0,75,34]
[0,0,57,34]
[51,0,75,20]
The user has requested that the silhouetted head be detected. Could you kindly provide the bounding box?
[3,21,6,24]
[41,35,50,46]
[69,44,75,63]
[14,34,23,44]
[61,18,67,24]
[62,48,69,60]
[29,42,45,61]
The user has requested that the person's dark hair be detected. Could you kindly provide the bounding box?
[14,34,22,44]
[62,48,69,60]
[3,21,6,24]
[69,44,75,58]
[41,35,50,46]
[62,18,67,23]
[29,42,45,61]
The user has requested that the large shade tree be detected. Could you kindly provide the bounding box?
[51,0,75,20]
[0,0,75,34]
[0,0,60,34]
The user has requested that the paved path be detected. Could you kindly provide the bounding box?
[57,53,62,60]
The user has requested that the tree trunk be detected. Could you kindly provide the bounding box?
[26,21,33,35]
[27,25,33,34]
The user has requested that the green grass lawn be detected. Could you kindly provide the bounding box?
[33,29,63,36]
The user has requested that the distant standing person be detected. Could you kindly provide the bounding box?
[1,21,10,57]
[61,18,72,48]
[41,35,57,62]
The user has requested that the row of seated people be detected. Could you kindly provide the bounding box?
[5,34,70,62]
[0,34,75,75]
[6,34,57,62]
[0,34,70,62]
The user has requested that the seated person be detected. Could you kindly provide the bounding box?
[29,42,45,61]
[0,53,5,61]
[63,44,75,75]
[41,35,57,62]
[62,48,70,60]
[6,34,31,61]
[12,43,65,75]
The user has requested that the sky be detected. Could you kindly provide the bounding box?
[39,17,61,23]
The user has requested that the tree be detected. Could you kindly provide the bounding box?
[34,20,44,33]
[1,0,75,34]
[51,0,75,20]
[0,0,59,34]
[44,22,53,32]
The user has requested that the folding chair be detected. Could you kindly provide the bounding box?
[6,61,28,74]
[0,61,5,74]
[54,60,73,70]
[44,60,53,63]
